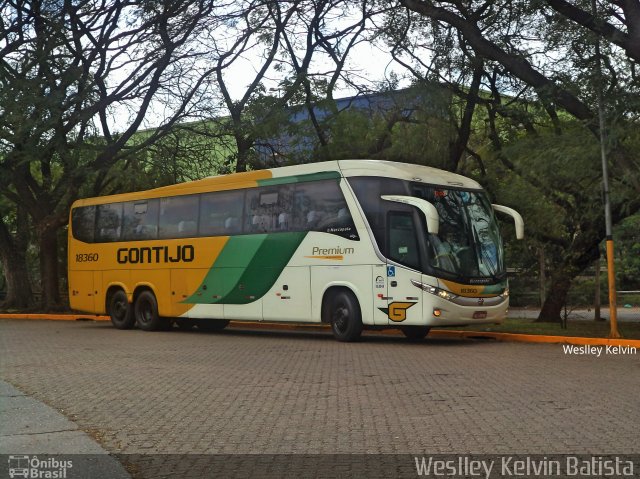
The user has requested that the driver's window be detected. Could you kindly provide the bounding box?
[387,212,420,270]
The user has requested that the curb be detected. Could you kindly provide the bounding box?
[0,313,109,321]
[1,313,639,348]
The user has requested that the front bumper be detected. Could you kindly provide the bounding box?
[424,295,509,327]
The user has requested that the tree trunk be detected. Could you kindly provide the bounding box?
[594,257,602,320]
[537,270,573,322]
[0,251,33,309]
[235,135,252,173]
[0,208,32,309]
[537,233,602,322]
[38,226,61,309]
[538,247,546,307]
[448,62,483,172]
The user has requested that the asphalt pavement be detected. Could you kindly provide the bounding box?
[1,318,639,478]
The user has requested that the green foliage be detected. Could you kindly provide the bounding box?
[117,122,234,192]
[279,85,453,167]
[481,124,602,239]
[472,112,639,310]
[616,214,640,290]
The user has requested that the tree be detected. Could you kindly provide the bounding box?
[0,201,32,309]
[0,0,216,308]
[545,0,640,63]
[393,0,640,321]
[297,85,451,165]
[203,0,385,171]
[380,5,488,172]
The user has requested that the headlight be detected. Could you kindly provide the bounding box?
[437,289,454,301]
[411,280,457,301]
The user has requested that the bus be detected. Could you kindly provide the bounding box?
[68,160,523,342]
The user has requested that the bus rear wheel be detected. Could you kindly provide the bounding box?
[109,290,134,329]
[134,290,168,331]
[400,326,430,340]
[327,290,363,342]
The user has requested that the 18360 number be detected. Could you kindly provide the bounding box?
[76,253,99,262]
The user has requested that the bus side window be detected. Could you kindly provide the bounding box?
[244,185,293,233]
[95,203,123,242]
[348,177,407,253]
[199,190,244,237]
[293,179,357,239]
[122,200,159,241]
[71,206,96,243]
[159,195,199,239]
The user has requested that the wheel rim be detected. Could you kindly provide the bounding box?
[138,300,152,325]
[112,298,127,321]
[332,302,349,333]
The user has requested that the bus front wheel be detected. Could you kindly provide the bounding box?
[109,290,134,329]
[327,290,363,342]
[134,290,167,331]
[400,326,431,340]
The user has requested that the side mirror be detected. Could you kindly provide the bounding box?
[492,204,524,240]
[381,195,440,235]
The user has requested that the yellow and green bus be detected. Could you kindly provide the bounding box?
[68,160,523,341]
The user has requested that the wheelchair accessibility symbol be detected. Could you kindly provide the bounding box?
[387,266,395,277]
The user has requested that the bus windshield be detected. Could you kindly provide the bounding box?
[348,177,505,283]
[412,185,504,280]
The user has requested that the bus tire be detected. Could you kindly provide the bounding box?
[400,326,430,340]
[134,290,163,331]
[327,289,363,342]
[195,319,229,332]
[108,290,134,329]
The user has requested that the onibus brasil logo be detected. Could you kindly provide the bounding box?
[7,455,72,479]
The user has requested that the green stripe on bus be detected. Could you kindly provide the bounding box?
[220,232,307,304]
[183,235,266,304]
[184,232,307,305]
[256,171,340,187]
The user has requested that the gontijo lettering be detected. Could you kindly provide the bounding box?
[117,245,194,264]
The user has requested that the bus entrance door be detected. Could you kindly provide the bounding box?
[385,211,423,325]
[385,265,422,326]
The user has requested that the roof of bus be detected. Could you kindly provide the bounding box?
[337,160,480,188]
[71,160,482,207]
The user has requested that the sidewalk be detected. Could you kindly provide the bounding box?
[0,379,130,478]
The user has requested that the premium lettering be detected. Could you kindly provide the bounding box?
[117,245,194,264]
[311,246,354,256]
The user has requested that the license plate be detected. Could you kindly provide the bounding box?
[473,311,487,319]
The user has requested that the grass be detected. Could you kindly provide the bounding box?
[447,318,640,340]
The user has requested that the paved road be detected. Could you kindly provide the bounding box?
[0,319,638,477]
[0,379,130,478]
